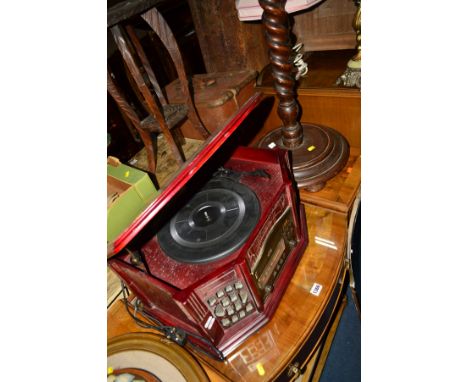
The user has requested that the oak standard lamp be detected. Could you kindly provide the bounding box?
[256,0,350,192]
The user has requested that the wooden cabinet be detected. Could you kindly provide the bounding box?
[292,0,357,52]
[187,0,270,73]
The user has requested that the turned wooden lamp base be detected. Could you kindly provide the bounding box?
[258,124,349,192]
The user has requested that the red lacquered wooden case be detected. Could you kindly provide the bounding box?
[108,92,308,357]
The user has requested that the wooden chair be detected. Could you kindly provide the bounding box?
[107,0,209,185]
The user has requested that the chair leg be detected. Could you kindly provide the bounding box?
[159,121,186,164]
[136,128,158,186]
[119,109,141,143]
[172,127,186,147]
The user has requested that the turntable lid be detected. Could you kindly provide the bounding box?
[108,91,264,258]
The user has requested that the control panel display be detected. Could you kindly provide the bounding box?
[251,208,296,300]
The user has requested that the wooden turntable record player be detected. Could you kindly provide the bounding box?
[108,92,309,358]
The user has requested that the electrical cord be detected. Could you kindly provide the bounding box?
[120,282,226,362]
[292,43,308,80]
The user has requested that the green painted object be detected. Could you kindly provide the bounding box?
[107,159,159,245]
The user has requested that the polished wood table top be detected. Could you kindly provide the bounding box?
[108,203,348,381]
[299,147,361,215]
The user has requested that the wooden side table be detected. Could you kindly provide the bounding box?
[108,203,349,381]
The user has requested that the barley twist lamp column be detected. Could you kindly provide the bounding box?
[257,0,350,192]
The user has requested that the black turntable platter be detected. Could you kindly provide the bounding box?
[157,178,260,263]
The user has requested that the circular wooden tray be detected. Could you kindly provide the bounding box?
[108,332,209,382]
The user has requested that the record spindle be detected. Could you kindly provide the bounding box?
[258,0,350,192]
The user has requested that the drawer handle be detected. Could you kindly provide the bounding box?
[287,361,301,379]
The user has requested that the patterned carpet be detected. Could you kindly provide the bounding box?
[319,287,361,382]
